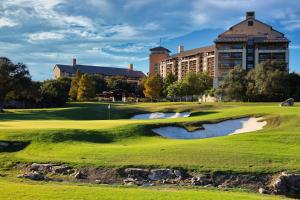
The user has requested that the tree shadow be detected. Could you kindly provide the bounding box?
[28,125,157,144]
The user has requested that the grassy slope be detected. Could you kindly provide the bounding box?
[0,180,288,200]
[0,102,299,173]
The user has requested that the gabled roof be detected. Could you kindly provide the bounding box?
[55,64,145,78]
[150,46,171,53]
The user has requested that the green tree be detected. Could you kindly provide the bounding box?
[166,81,184,101]
[40,79,69,107]
[162,73,177,97]
[216,66,247,101]
[0,57,31,111]
[181,72,213,100]
[69,70,82,100]
[135,77,146,98]
[107,76,132,92]
[143,74,162,101]
[90,74,107,94]
[287,72,300,101]
[246,62,288,101]
[77,74,95,101]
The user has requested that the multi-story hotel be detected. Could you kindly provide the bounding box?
[159,45,215,80]
[150,12,290,87]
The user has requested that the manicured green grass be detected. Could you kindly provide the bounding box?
[0,180,288,200]
[0,102,300,173]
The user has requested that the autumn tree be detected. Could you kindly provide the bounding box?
[69,70,82,100]
[77,74,95,101]
[143,74,162,101]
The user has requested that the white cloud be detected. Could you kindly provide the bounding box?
[290,45,300,49]
[0,17,17,27]
[1,0,300,80]
[28,32,64,42]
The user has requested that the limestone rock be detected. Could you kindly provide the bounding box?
[280,98,294,107]
[74,170,86,179]
[124,168,149,179]
[17,172,47,181]
[270,172,300,196]
[52,165,72,174]
[148,169,175,181]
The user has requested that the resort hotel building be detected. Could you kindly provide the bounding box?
[149,12,290,87]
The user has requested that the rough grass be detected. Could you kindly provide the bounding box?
[0,180,289,200]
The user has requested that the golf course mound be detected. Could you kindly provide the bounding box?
[130,112,191,119]
[152,117,266,139]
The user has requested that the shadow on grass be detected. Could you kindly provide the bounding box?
[13,124,159,144]
[0,141,30,153]
[0,103,147,121]
[189,111,218,117]
[0,103,221,121]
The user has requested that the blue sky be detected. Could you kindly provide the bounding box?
[0,0,300,80]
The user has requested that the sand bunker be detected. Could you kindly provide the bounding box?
[131,112,191,119]
[152,117,266,139]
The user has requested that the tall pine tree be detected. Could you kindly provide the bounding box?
[68,70,82,100]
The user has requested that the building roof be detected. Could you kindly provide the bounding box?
[215,12,289,43]
[215,35,289,43]
[150,46,171,53]
[55,64,145,78]
[162,45,215,61]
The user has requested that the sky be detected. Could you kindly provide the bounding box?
[0,0,300,80]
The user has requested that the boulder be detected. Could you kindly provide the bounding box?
[258,187,269,194]
[148,169,175,181]
[280,98,294,107]
[17,172,47,181]
[124,168,149,179]
[29,163,56,172]
[191,174,212,186]
[269,172,300,196]
[74,170,86,179]
[52,165,72,174]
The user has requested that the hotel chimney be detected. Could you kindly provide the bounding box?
[72,58,76,66]
[246,11,255,19]
[128,63,133,70]
[178,45,184,53]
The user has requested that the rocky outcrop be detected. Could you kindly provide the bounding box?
[269,172,300,197]
[14,163,300,197]
[280,98,294,107]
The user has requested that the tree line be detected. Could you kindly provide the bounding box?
[0,57,141,110]
[216,61,300,102]
[142,72,213,101]
[1,57,299,111]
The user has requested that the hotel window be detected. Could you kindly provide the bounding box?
[247,56,253,61]
[247,64,254,68]
[154,63,158,70]
[247,49,253,53]
[248,21,253,26]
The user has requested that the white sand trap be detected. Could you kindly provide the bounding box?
[131,112,191,119]
[152,117,266,139]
